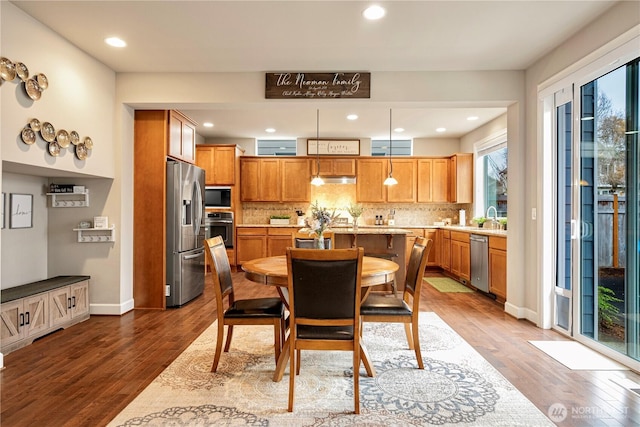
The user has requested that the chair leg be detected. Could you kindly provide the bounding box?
[273,318,281,364]
[353,343,360,414]
[287,337,296,411]
[223,325,234,352]
[411,316,424,369]
[296,350,301,375]
[404,323,415,349]
[211,321,225,372]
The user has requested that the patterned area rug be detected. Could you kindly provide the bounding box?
[425,277,474,293]
[108,312,552,426]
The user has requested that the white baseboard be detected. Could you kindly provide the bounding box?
[505,302,539,324]
[90,299,135,316]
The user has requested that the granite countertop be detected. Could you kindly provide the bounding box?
[236,224,506,237]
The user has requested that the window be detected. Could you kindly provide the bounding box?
[371,139,412,156]
[256,139,297,156]
[475,131,507,217]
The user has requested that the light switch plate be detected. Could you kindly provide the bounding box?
[531,208,537,220]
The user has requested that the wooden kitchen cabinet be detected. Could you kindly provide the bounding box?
[489,236,507,301]
[439,229,451,271]
[449,153,473,203]
[312,157,356,176]
[356,158,387,202]
[281,158,311,202]
[424,229,438,267]
[168,110,196,164]
[418,158,449,203]
[240,158,281,202]
[267,228,294,257]
[404,229,424,268]
[235,227,267,265]
[387,159,417,203]
[450,231,470,281]
[196,144,239,185]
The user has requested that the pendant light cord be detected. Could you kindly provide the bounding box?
[388,108,393,176]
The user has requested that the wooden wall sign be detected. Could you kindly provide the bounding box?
[307,139,360,156]
[266,72,370,99]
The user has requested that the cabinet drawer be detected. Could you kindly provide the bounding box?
[236,227,267,236]
[489,236,507,251]
[268,227,295,236]
[450,231,469,242]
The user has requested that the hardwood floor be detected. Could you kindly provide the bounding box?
[2,269,639,426]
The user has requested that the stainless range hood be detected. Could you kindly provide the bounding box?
[320,177,356,184]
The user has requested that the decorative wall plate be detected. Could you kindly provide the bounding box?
[75,142,88,160]
[83,136,93,149]
[21,128,36,145]
[69,130,80,145]
[0,57,15,81]
[41,122,55,142]
[29,118,41,132]
[24,78,42,100]
[15,62,29,81]
[56,129,70,148]
[35,73,48,89]
[48,141,61,157]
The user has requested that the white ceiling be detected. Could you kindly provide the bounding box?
[11,0,618,140]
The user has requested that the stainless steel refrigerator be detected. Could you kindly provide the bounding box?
[166,159,205,307]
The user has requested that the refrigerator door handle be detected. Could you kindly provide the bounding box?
[184,250,205,260]
[193,180,203,236]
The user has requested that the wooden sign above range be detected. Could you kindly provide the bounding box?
[265,72,370,99]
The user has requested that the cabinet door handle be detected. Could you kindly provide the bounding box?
[72,296,76,308]
[68,297,72,309]
[25,311,30,325]
[19,313,25,327]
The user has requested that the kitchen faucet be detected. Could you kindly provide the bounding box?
[486,206,498,229]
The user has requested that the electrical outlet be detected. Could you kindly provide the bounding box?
[165,285,170,296]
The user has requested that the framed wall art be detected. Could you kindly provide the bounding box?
[307,139,360,156]
[10,193,33,229]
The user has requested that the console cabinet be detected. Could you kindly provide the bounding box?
[1,276,90,355]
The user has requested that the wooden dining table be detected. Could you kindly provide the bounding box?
[241,254,400,382]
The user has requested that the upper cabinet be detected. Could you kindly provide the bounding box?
[281,158,311,202]
[196,145,240,185]
[356,158,417,203]
[240,158,281,202]
[417,158,449,203]
[311,158,356,176]
[449,153,473,203]
[168,110,196,164]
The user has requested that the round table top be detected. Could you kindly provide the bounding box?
[242,255,399,287]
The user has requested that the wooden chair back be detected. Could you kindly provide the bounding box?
[404,236,433,305]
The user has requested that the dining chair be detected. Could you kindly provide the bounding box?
[285,247,364,413]
[292,230,335,249]
[205,236,286,372]
[360,237,433,369]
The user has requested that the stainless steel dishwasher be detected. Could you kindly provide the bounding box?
[470,234,489,293]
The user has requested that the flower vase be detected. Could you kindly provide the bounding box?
[353,217,359,231]
[314,232,325,249]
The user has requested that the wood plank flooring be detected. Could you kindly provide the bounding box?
[2,270,639,426]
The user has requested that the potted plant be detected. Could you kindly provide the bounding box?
[473,216,487,228]
[270,214,291,225]
[499,218,508,230]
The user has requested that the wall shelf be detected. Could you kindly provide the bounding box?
[72,226,115,243]
[47,191,89,208]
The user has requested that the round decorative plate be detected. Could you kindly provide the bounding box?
[24,78,42,100]
[41,122,56,142]
[83,136,93,149]
[15,62,29,81]
[29,118,41,132]
[75,142,88,160]
[48,141,61,157]
[21,128,36,145]
[35,73,48,90]
[56,129,70,148]
[69,130,80,145]
[0,57,15,81]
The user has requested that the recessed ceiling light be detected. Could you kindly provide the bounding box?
[394,127,405,133]
[203,122,214,128]
[436,127,447,133]
[265,128,276,133]
[105,37,126,48]
[363,5,385,20]
[467,116,479,121]
[347,114,358,120]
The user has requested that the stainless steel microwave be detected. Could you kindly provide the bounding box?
[204,186,231,209]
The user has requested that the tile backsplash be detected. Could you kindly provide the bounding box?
[241,184,472,226]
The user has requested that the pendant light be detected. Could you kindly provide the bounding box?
[311,109,325,186]
[383,108,398,186]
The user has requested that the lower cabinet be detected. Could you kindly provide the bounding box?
[450,231,470,282]
[1,278,90,355]
[236,227,267,265]
[489,236,507,301]
[267,228,294,257]
[439,229,451,272]
[424,229,438,267]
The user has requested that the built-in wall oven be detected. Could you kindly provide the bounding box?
[204,211,234,248]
